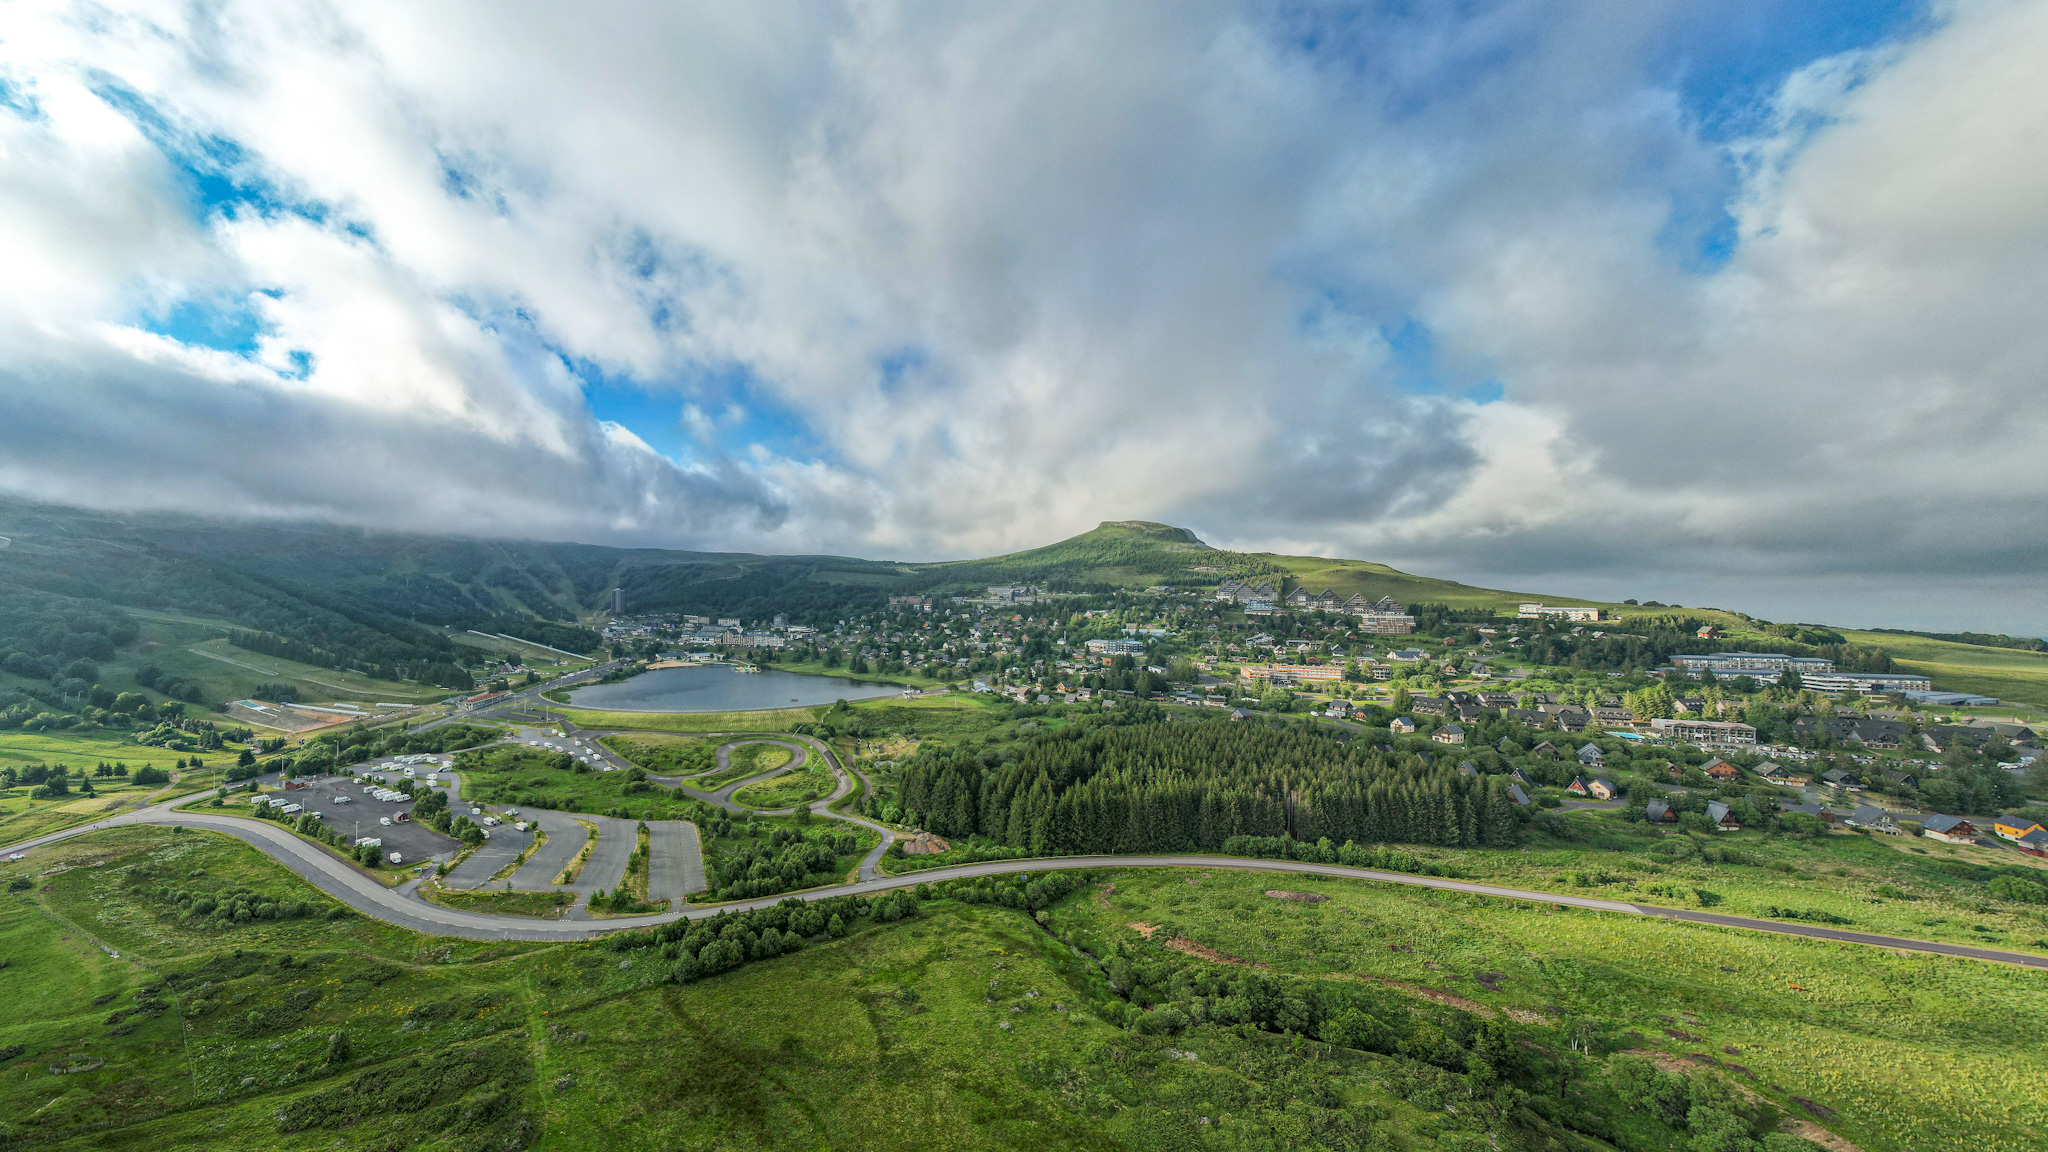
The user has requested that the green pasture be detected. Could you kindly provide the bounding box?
[1055,866,2048,1152]
[732,755,837,809]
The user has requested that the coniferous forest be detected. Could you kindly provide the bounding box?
[896,720,1523,854]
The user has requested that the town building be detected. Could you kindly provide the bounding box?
[1800,671,1936,695]
[1648,717,1759,746]
[1518,604,1604,621]
[1667,652,1834,679]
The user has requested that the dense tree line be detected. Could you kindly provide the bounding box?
[897,721,1525,853]
[620,560,896,625]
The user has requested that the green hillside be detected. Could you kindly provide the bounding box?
[914,519,1604,613]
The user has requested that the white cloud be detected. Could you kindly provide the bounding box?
[0,1,2043,629]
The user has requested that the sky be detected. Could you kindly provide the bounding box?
[2,1,2045,635]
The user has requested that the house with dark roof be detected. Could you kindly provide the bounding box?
[1531,740,1561,757]
[1577,743,1605,765]
[1566,776,1589,796]
[2019,828,2048,858]
[1433,723,1467,746]
[1508,783,1532,806]
[1700,758,1739,781]
[1588,777,1619,801]
[1389,717,1417,735]
[1705,801,1741,831]
[1645,798,1676,823]
[1919,814,1978,844]
[1992,815,2047,843]
[1846,805,1902,834]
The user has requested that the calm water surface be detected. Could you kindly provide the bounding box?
[564,664,903,712]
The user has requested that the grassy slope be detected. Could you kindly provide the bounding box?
[1055,866,2048,1152]
[1839,629,2048,708]
[730,754,836,808]
[111,615,447,706]
[11,826,2046,1151]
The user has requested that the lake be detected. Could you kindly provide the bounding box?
[562,664,905,712]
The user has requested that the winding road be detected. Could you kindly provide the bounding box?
[8,730,2048,970]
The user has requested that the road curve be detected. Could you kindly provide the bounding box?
[10,804,2048,967]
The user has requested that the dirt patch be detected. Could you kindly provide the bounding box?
[1474,972,1503,992]
[1359,977,1496,1018]
[1263,889,1328,903]
[1163,938,1267,969]
[1792,1097,1838,1122]
[1503,1007,1551,1026]
[1663,1028,1702,1042]
[1095,882,1115,909]
[1782,1118,1863,1152]
[1125,921,1157,939]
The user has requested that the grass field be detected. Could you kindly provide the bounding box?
[6,821,2045,1150]
[421,884,573,917]
[731,754,836,809]
[1052,865,2048,1152]
[685,741,793,791]
[1297,810,2048,959]
[109,616,447,707]
[454,744,715,822]
[592,733,719,777]
[1841,629,2048,708]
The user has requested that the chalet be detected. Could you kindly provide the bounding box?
[1554,708,1591,733]
[1507,783,1532,806]
[1410,696,1448,716]
[1390,717,1417,735]
[1480,693,1518,709]
[1846,805,1903,835]
[1919,814,1979,844]
[1433,723,1467,746]
[1705,801,1741,832]
[1592,706,1635,727]
[1230,708,1253,722]
[1531,740,1562,758]
[1645,799,1677,823]
[1880,770,1919,792]
[1756,761,1789,781]
[1700,758,1740,781]
[1588,777,1619,801]
[1456,760,1478,777]
[1566,776,1590,797]
[1508,708,1551,727]
[1992,815,2048,844]
[1674,697,1709,714]
[1284,588,1313,608]
[1577,743,1605,765]
[1511,768,1529,783]
[1820,768,1856,788]
[2019,829,2048,858]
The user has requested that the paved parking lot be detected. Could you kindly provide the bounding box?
[274,773,458,865]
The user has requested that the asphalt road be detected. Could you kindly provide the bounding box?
[15,796,2048,966]
[16,724,2042,968]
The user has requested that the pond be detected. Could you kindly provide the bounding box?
[561,664,905,712]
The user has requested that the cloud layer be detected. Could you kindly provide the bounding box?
[1,1,2043,630]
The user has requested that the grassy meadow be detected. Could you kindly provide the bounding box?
[730,753,837,809]
[3,822,2043,1150]
[1052,865,2048,1152]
